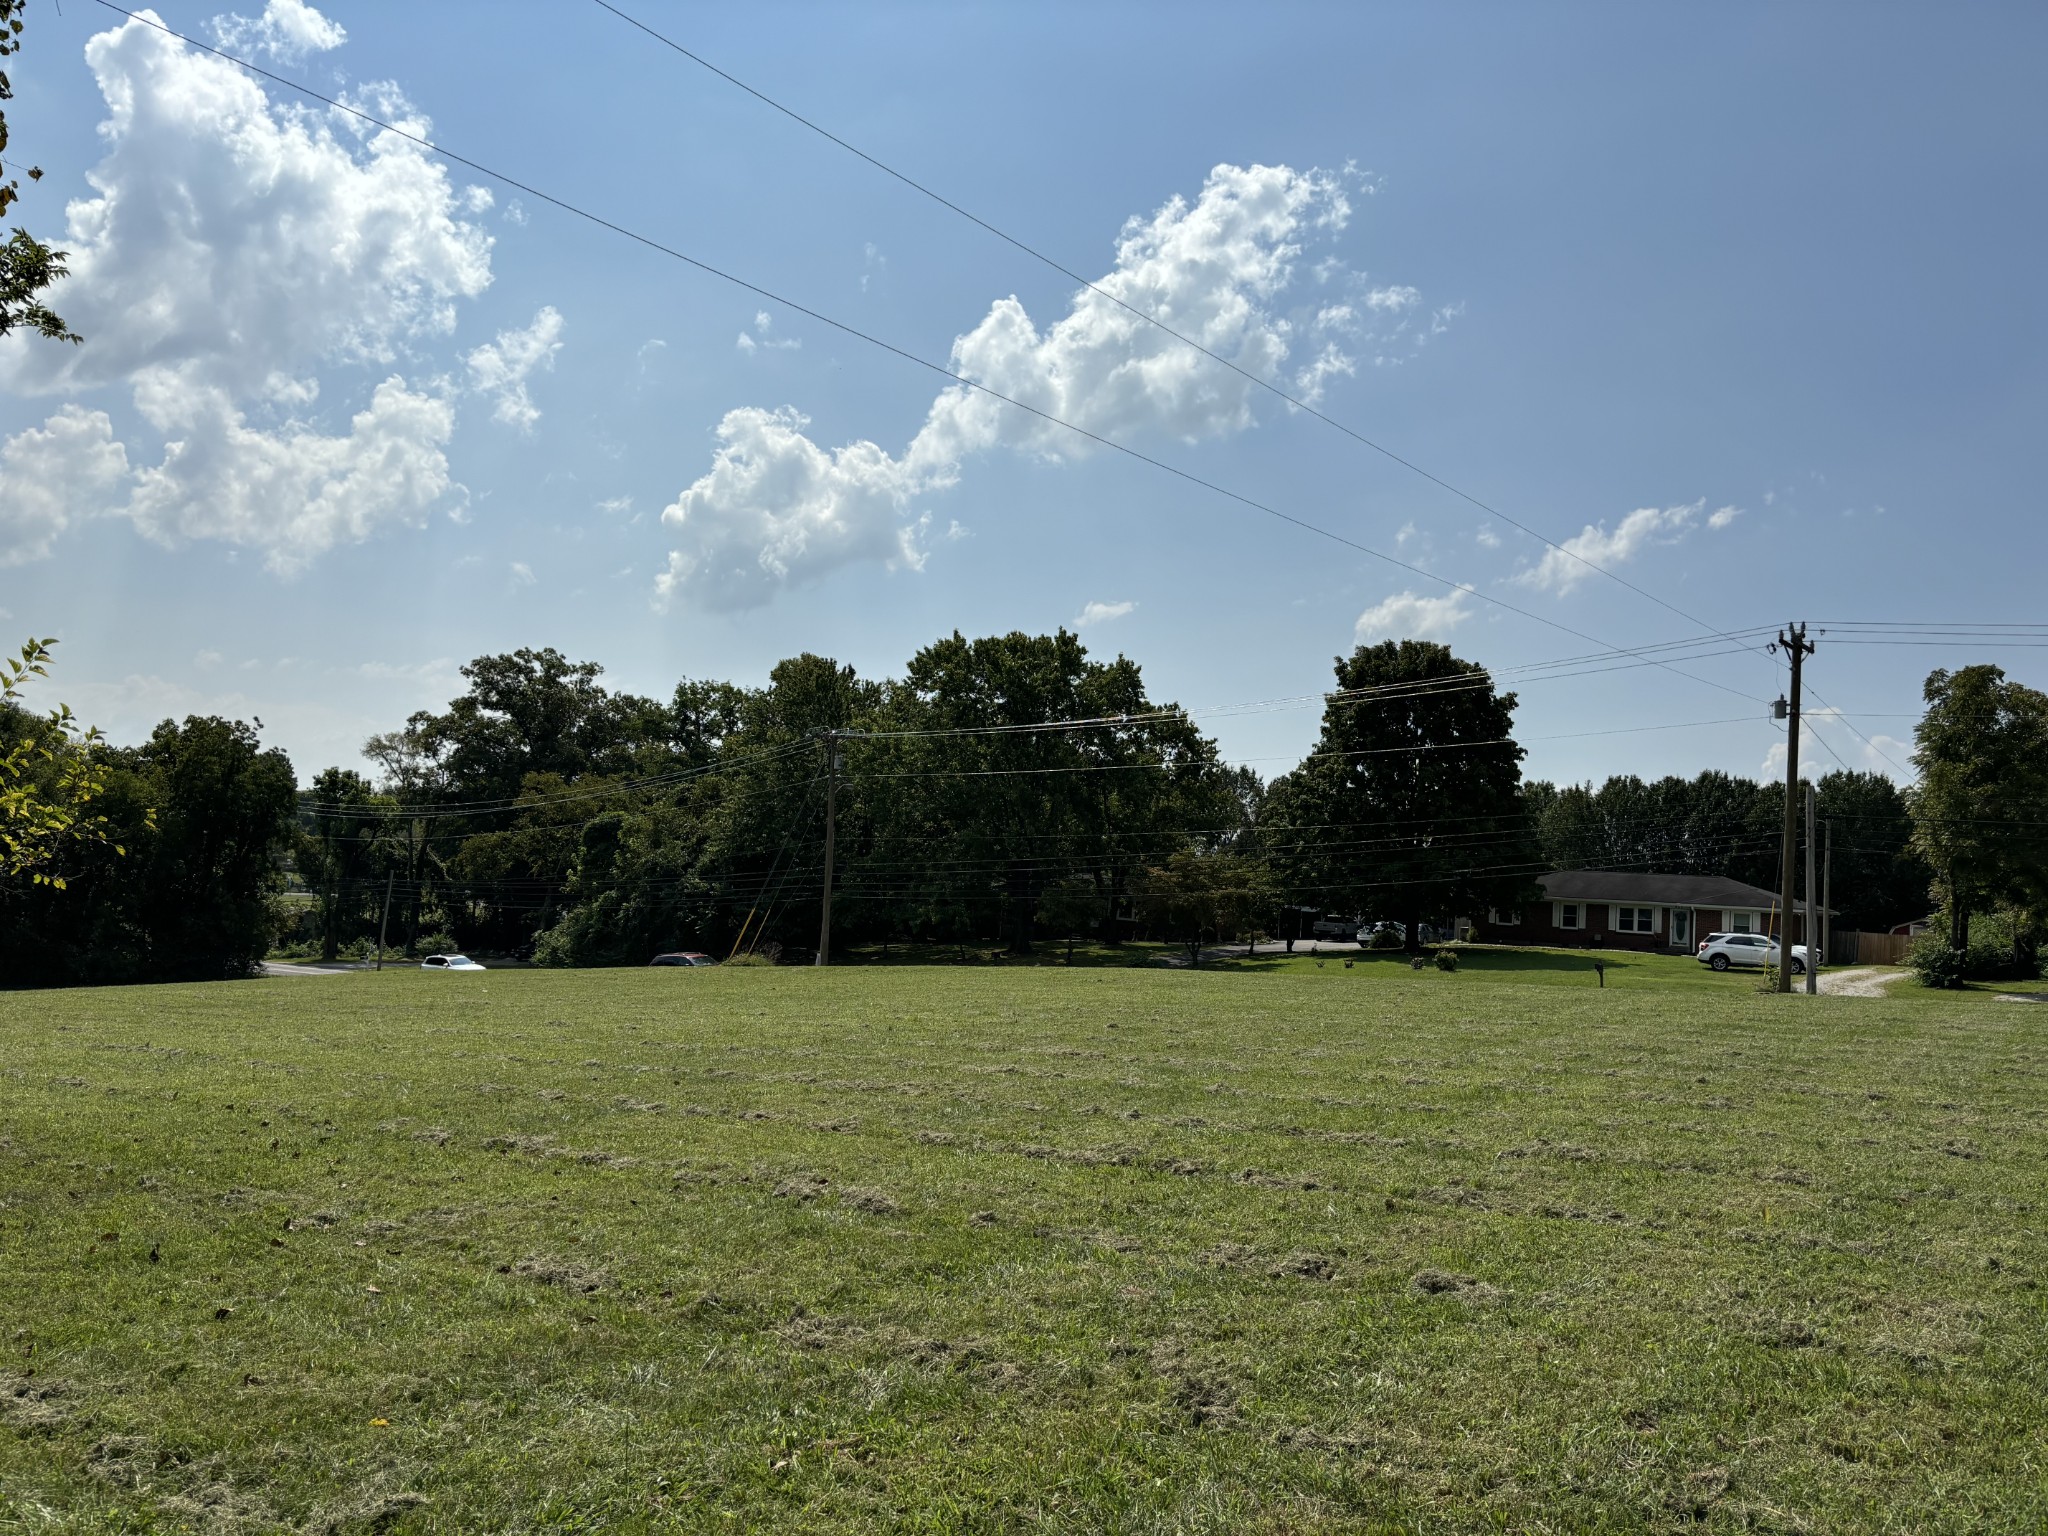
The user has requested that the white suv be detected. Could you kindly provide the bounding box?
[1697,932,1808,974]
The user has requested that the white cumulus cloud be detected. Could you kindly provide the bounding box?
[123,368,455,573]
[466,307,564,431]
[211,0,345,64]
[1353,588,1473,643]
[1075,600,1136,629]
[1707,504,1743,530]
[660,162,1375,609]
[0,407,133,566]
[0,10,493,567]
[1514,500,1704,596]
[657,407,935,609]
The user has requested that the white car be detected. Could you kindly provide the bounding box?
[421,953,486,972]
[1696,933,1808,974]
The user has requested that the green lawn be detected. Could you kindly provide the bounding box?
[3,966,2045,1532]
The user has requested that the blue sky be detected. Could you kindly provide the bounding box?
[3,1,2043,788]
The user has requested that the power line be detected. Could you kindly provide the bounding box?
[88,1,1770,714]
[587,0,1782,654]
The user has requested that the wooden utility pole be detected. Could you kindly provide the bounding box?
[1773,623,1815,994]
[1804,782,1819,995]
[816,730,840,967]
[1822,819,1833,972]
[376,870,394,971]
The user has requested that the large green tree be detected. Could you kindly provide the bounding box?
[1910,665,2048,947]
[1814,769,1930,933]
[862,630,1234,954]
[1264,640,1536,949]
[0,716,297,986]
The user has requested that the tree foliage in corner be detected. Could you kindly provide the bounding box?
[0,0,80,344]
[0,639,131,885]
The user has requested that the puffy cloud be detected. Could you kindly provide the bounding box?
[662,162,1371,608]
[0,9,494,567]
[0,407,132,566]
[211,0,346,64]
[465,307,564,431]
[1707,504,1742,530]
[1514,500,1704,596]
[1365,285,1420,312]
[123,368,456,573]
[1353,588,1473,643]
[1076,600,1136,629]
[1,14,492,398]
[657,407,938,610]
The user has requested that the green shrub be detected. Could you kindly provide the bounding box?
[1434,949,1459,972]
[1409,955,1428,971]
[1910,940,1967,990]
[1369,927,1405,951]
[1910,910,2042,988]
[722,951,774,967]
[413,931,460,958]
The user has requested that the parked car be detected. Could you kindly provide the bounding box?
[420,953,485,971]
[1357,921,1441,945]
[1311,916,1362,939]
[1696,933,1808,974]
[650,952,718,967]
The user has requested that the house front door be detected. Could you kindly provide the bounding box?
[1670,909,1692,950]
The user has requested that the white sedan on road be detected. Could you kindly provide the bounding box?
[1697,933,1809,974]
[421,953,486,972]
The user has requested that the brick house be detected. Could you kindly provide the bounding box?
[1471,871,1829,952]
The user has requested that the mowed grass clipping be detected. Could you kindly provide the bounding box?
[3,967,2046,1534]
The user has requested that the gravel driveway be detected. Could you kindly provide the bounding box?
[1817,966,1900,997]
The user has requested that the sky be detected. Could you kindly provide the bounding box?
[3,0,2044,791]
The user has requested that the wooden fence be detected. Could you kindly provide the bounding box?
[1829,930,1912,966]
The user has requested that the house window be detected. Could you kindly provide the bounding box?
[1556,902,1581,930]
[1615,906,1655,934]
[1488,908,1520,926]
[1731,912,1753,934]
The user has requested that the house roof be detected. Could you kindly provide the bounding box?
[1538,870,1833,914]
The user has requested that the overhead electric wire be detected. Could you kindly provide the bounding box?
[297,639,1785,824]
[587,0,1790,658]
[89,0,1773,715]
[600,1,2048,746]
[1803,682,1914,779]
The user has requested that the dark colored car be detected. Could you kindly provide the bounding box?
[650,952,718,967]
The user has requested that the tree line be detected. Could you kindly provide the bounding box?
[8,632,2031,988]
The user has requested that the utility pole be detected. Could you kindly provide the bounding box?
[816,730,840,967]
[1804,782,1819,996]
[1771,622,1815,994]
[376,870,394,971]
[1822,818,1833,974]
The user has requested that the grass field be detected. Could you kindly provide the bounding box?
[4,965,2046,1533]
